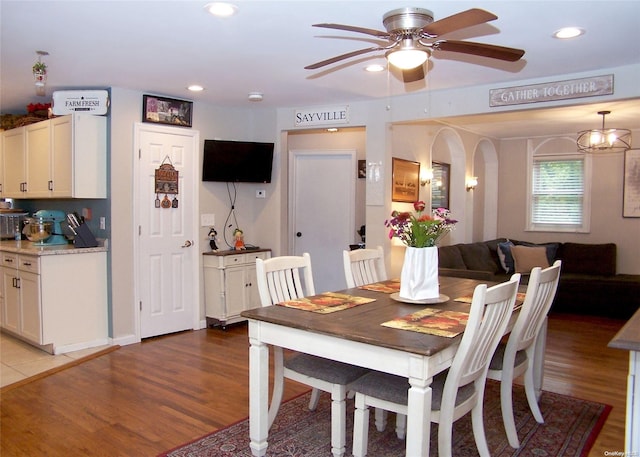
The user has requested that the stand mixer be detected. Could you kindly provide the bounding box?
[31,210,68,245]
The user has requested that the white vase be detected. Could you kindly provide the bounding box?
[399,246,439,300]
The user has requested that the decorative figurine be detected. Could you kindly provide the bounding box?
[208,227,219,252]
[234,228,246,250]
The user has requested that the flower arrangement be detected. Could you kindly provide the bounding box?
[27,102,51,114]
[385,201,457,248]
[32,61,47,74]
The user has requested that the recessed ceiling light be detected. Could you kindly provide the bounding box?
[327,128,339,132]
[204,2,238,17]
[553,27,585,39]
[188,85,204,92]
[365,64,385,72]
[248,92,263,102]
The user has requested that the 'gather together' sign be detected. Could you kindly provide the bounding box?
[489,75,613,107]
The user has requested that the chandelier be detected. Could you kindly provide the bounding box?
[577,110,631,153]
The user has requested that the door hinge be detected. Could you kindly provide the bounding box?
[139,301,142,311]
[138,225,142,236]
[139,148,142,159]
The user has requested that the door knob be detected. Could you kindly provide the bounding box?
[296,232,302,237]
[181,240,193,248]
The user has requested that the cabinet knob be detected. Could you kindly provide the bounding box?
[296,232,302,237]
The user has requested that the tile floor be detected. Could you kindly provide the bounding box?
[0,332,109,388]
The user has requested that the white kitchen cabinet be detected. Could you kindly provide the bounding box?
[1,127,25,197]
[1,252,40,342]
[0,130,4,198]
[0,249,108,354]
[25,120,52,198]
[1,259,19,333]
[50,114,106,198]
[203,249,271,328]
[0,113,106,199]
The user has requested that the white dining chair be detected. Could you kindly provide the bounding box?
[342,246,387,288]
[350,273,521,457]
[487,260,562,448]
[255,252,370,457]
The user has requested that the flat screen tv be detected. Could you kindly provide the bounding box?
[202,139,274,183]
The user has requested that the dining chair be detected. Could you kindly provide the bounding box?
[350,273,521,457]
[487,260,562,448]
[342,246,387,288]
[255,252,370,457]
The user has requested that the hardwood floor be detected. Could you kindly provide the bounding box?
[0,313,629,456]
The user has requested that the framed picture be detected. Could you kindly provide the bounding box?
[392,157,420,202]
[358,159,366,179]
[143,94,192,127]
[623,148,640,217]
[431,161,451,209]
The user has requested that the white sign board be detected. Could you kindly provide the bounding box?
[489,75,614,107]
[52,90,109,115]
[294,105,349,127]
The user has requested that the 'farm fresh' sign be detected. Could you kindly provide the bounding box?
[490,75,613,107]
[295,105,349,127]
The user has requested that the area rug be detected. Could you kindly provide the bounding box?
[159,381,610,457]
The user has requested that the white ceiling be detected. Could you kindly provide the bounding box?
[1,0,639,139]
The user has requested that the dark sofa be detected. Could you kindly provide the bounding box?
[438,238,640,320]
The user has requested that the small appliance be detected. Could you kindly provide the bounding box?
[31,209,68,245]
[0,209,28,240]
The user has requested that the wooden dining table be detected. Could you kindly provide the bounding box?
[241,275,545,457]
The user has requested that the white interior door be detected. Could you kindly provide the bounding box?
[290,150,355,293]
[135,124,199,339]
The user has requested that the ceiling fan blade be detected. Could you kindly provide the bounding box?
[305,47,383,70]
[422,8,497,37]
[402,65,425,83]
[434,40,525,62]
[312,23,390,38]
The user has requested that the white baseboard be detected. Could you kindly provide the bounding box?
[53,338,111,355]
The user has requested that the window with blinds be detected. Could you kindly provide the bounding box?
[529,155,590,232]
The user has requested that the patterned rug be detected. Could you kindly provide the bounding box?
[159,381,610,457]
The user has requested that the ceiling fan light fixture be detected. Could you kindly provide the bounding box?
[577,111,631,153]
[387,48,428,70]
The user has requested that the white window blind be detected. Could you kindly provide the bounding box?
[531,157,584,227]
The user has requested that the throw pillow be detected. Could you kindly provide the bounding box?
[458,243,500,273]
[516,241,560,265]
[511,245,550,274]
[497,240,515,274]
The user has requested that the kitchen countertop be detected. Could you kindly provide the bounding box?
[0,239,108,256]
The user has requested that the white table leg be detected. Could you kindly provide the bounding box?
[248,328,269,457]
[533,318,547,401]
[626,351,639,455]
[406,376,432,457]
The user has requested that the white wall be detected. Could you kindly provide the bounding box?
[498,133,640,274]
[108,63,640,342]
[109,88,278,343]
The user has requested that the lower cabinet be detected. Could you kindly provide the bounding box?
[203,249,271,328]
[1,250,108,354]
[1,253,41,342]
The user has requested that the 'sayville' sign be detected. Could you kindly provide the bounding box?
[295,105,349,127]
[490,75,614,107]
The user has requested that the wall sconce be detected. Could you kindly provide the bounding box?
[420,168,433,186]
[466,176,478,192]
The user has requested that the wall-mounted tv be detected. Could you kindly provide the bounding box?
[202,139,274,183]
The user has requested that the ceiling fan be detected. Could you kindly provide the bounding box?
[305,7,525,82]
